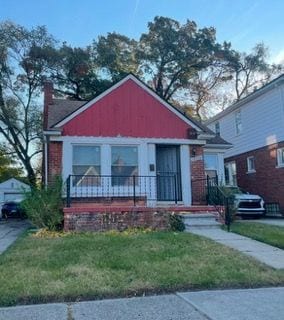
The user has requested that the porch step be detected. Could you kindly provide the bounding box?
[179,213,222,229]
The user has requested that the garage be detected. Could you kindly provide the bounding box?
[0,178,30,204]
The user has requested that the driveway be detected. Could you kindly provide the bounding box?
[0,287,284,320]
[0,219,30,254]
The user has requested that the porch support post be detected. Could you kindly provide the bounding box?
[66,175,71,207]
[180,145,191,206]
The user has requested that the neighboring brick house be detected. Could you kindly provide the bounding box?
[43,74,230,230]
[206,74,284,213]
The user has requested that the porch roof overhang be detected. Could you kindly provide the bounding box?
[204,143,232,150]
[47,135,208,145]
[43,130,62,136]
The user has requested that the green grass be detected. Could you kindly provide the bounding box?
[0,230,284,306]
[229,222,284,250]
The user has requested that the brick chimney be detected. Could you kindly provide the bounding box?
[43,81,53,130]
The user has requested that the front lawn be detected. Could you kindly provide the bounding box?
[229,222,284,250]
[0,230,284,306]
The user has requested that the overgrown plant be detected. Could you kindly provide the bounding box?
[169,213,185,232]
[22,177,63,230]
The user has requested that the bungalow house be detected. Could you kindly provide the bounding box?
[206,74,284,214]
[43,74,231,231]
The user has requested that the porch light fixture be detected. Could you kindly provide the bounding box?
[191,147,196,157]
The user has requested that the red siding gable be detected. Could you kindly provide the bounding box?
[62,79,192,138]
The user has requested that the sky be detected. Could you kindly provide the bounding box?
[1,0,284,62]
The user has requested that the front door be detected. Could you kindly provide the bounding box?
[156,145,182,201]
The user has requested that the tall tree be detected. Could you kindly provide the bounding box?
[136,16,229,103]
[0,21,55,186]
[94,32,140,82]
[185,65,233,120]
[227,43,283,100]
[48,44,111,100]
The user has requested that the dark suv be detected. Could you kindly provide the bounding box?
[1,201,25,219]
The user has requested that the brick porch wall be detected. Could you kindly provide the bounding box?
[190,146,206,205]
[48,141,63,184]
[64,207,171,232]
[226,141,284,213]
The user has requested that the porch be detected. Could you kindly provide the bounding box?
[65,174,185,207]
[64,174,211,208]
[63,174,221,231]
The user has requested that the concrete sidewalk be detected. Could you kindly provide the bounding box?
[187,226,284,269]
[0,287,284,320]
[0,220,29,254]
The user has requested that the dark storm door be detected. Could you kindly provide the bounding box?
[156,145,182,201]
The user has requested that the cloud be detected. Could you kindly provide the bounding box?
[272,50,284,64]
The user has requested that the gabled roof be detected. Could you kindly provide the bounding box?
[44,74,231,147]
[48,74,213,135]
[0,178,30,189]
[205,135,232,147]
[206,73,284,124]
[47,99,86,130]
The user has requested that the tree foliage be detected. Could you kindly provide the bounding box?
[48,44,111,100]
[94,32,140,81]
[0,146,23,183]
[137,17,230,102]
[0,21,55,186]
[227,43,283,100]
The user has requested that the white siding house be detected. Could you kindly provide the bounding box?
[207,81,284,158]
[206,75,284,213]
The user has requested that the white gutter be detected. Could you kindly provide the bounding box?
[44,135,49,187]
[204,143,232,149]
[43,130,62,136]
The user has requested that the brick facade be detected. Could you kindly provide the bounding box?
[190,146,206,205]
[64,207,171,232]
[226,141,284,213]
[48,141,63,184]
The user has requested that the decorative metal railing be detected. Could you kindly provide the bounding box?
[206,176,235,231]
[65,174,182,207]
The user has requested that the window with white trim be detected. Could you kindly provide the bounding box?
[72,145,101,186]
[225,161,237,186]
[277,147,284,167]
[111,146,138,186]
[204,154,218,178]
[235,110,242,135]
[215,122,220,136]
[247,156,255,173]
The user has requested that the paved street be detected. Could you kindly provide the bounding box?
[0,287,284,320]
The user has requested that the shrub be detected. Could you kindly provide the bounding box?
[22,177,63,231]
[169,213,185,232]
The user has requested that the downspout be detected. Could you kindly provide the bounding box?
[44,135,49,187]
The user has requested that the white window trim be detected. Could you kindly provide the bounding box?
[276,147,284,168]
[62,139,192,206]
[235,110,242,136]
[225,161,237,186]
[215,122,220,136]
[69,143,143,198]
[246,156,256,173]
